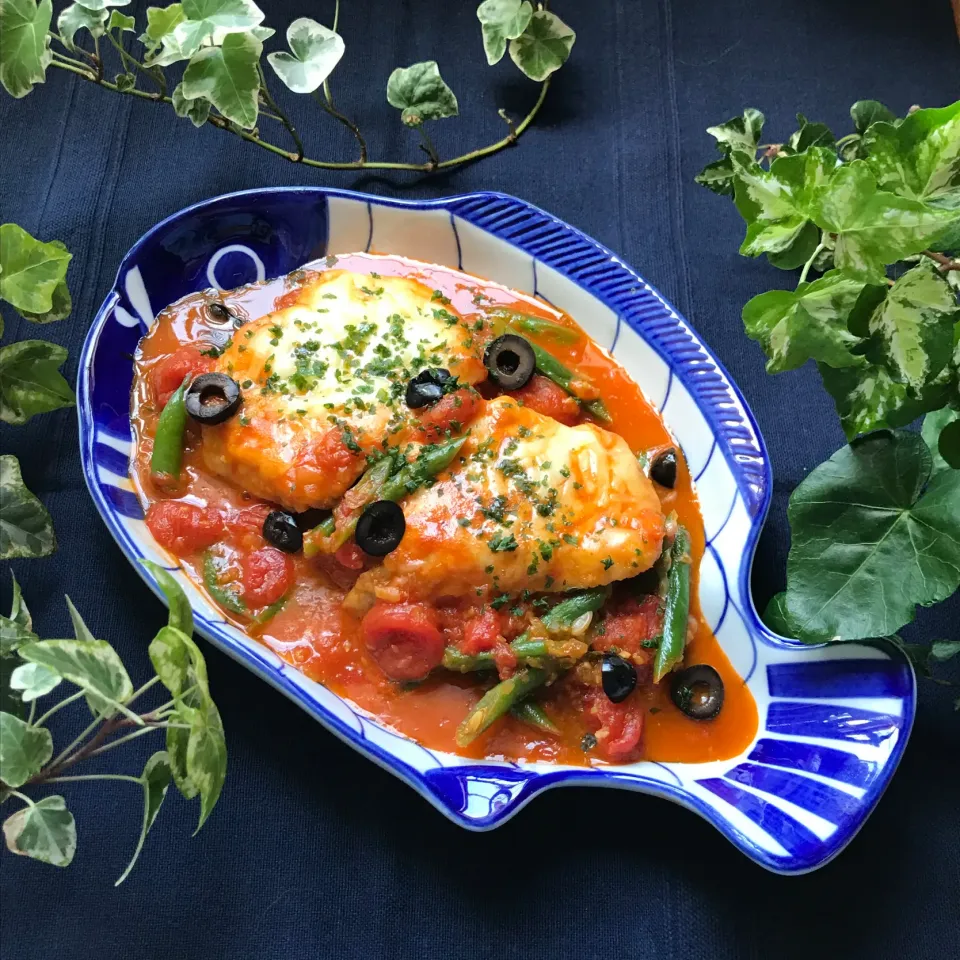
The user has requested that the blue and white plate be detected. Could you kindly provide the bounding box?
[78,188,914,873]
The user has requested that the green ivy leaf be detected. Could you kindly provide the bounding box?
[147,18,211,67]
[141,560,194,635]
[695,109,765,197]
[57,3,108,50]
[1,572,35,654]
[0,455,56,560]
[2,795,75,867]
[923,407,960,476]
[181,0,262,32]
[18,274,72,325]
[812,161,960,283]
[863,261,958,391]
[850,99,896,135]
[694,158,738,198]
[766,220,823,271]
[0,224,72,319]
[786,113,835,153]
[0,340,74,425]
[931,639,960,662]
[115,751,171,885]
[0,0,53,98]
[0,711,52,787]
[140,3,185,52]
[386,60,458,127]
[508,9,574,82]
[108,9,134,31]
[180,30,261,129]
[266,17,344,95]
[10,662,62,701]
[741,269,868,373]
[762,592,801,638]
[863,102,960,201]
[477,0,532,66]
[73,0,131,11]
[19,633,136,720]
[114,72,135,91]
[784,430,960,640]
[186,698,226,833]
[171,81,210,126]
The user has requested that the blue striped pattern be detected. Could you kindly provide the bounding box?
[748,739,876,788]
[768,659,912,699]
[766,702,900,746]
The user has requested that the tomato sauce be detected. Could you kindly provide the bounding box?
[131,253,758,766]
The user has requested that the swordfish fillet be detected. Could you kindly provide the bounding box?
[346,396,666,612]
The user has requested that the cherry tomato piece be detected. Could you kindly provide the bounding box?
[592,596,661,656]
[151,346,211,408]
[334,542,365,571]
[416,389,482,440]
[146,501,223,556]
[461,607,503,655]
[362,603,445,682]
[241,547,295,607]
[509,374,580,425]
[587,693,644,761]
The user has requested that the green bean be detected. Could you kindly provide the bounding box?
[456,667,548,746]
[202,553,246,616]
[253,595,287,626]
[540,587,607,629]
[150,375,190,485]
[522,337,612,424]
[489,310,581,345]
[510,700,559,734]
[653,525,691,683]
[380,436,466,501]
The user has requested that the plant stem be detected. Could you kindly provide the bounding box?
[104,31,164,98]
[257,64,304,161]
[46,58,551,174]
[50,57,96,81]
[417,124,440,167]
[10,790,35,808]
[799,241,826,284]
[92,36,103,82]
[79,725,163,760]
[311,90,368,164]
[33,689,86,728]
[45,774,142,786]
[922,249,960,272]
[48,711,111,770]
[27,700,36,725]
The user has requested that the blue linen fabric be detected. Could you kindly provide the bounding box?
[1,2,958,958]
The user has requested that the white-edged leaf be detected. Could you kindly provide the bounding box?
[171,81,211,126]
[3,795,75,866]
[146,18,211,66]
[186,698,226,832]
[0,0,53,98]
[141,560,194,635]
[508,9,575,82]
[0,340,75,425]
[181,0,262,31]
[115,751,171,885]
[0,224,72,318]
[139,3,185,51]
[386,60,458,127]
[0,455,56,560]
[10,662,61,701]
[181,30,261,129]
[267,17,343,94]
[107,9,134,31]
[477,0,532,65]
[57,3,108,50]
[73,0,130,10]
[8,571,33,633]
[0,711,52,787]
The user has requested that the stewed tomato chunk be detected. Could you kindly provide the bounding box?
[146,501,224,556]
[509,374,580,426]
[151,345,211,408]
[241,547,295,607]
[416,389,482,441]
[362,603,445,681]
[460,607,503,655]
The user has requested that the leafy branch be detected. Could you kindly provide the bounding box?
[697,99,960,689]
[1,0,576,174]
[0,563,226,881]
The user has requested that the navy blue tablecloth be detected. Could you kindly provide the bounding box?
[2,2,959,958]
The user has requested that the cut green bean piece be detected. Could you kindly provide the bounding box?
[510,699,559,733]
[202,552,246,616]
[150,375,190,483]
[541,587,607,630]
[380,436,466,501]
[489,310,581,345]
[523,336,613,424]
[253,595,287,626]
[653,526,691,683]
[456,667,548,746]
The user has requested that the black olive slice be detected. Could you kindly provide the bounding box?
[601,653,638,703]
[483,334,536,390]
[294,508,332,532]
[405,368,453,409]
[670,664,724,720]
[355,500,406,556]
[206,302,234,325]
[263,511,303,553]
[185,373,242,425]
[650,448,678,488]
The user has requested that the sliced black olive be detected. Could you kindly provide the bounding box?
[601,653,638,703]
[263,511,302,553]
[206,302,234,325]
[670,664,724,720]
[185,372,242,425]
[405,368,453,409]
[650,448,678,488]
[483,334,536,390]
[355,500,406,556]
[294,508,331,532]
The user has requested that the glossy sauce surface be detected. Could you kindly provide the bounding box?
[131,253,757,765]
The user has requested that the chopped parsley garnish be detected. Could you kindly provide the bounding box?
[601,557,614,570]
[488,533,518,553]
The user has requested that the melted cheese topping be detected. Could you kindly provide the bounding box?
[201,271,485,510]
[346,397,665,611]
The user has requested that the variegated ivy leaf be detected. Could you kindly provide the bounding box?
[172,81,211,126]
[267,17,344,95]
[0,340,75,425]
[386,61,458,127]
[742,270,869,374]
[181,0,262,32]
[3,795,76,867]
[148,18,212,67]
[0,224,72,319]
[850,99,896,135]
[181,30,261,129]
[108,9,134,31]
[73,0,130,10]
[0,456,56,560]
[6,571,35,638]
[10,661,62,701]
[695,109,765,198]
[477,0,533,66]
[864,262,958,392]
[863,102,960,201]
[812,161,960,283]
[0,711,52,787]
[508,9,575,82]
[115,751,172,885]
[923,408,960,474]
[785,114,835,154]
[57,3,108,50]
[139,3,185,52]
[0,0,53,98]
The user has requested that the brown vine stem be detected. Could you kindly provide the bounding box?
[47,58,551,173]
[256,63,304,161]
[922,249,960,272]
